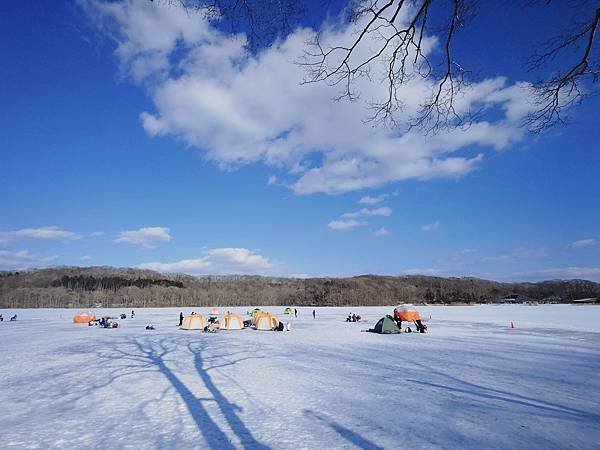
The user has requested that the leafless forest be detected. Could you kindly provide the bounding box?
[1,267,598,308]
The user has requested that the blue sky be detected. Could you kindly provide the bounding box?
[1,1,599,281]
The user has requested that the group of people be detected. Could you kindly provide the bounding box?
[0,314,17,322]
[346,313,361,322]
[91,310,136,328]
[92,317,119,328]
[391,316,428,333]
[84,310,138,329]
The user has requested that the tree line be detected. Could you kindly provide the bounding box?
[51,275,184,292]
[1,267,599,309]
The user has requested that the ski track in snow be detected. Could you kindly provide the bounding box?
[0,305,599,449]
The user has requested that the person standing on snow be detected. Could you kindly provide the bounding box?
[294,308,298,318]
[312,309,316,319]
[179,312,184,327]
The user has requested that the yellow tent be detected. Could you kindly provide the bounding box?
[73,311,95,324]
[254,312,280,331]
[180,314,208,330]
[220,313,244,330]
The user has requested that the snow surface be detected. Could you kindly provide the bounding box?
[1,305,599,449]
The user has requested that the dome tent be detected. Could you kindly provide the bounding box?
[283,307,293,315]
[249,308,262,317]
[394,304,421,322]
[254,313,280,331]
[73,311,96,324]
[221,313,244,330]
[368,316,401,334]
[180,314,208,330]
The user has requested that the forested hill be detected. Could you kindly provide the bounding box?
[1,267,599,308]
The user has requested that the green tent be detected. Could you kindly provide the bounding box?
[283,307,293,315]
[369,316,401,334]
[249,308,262,317]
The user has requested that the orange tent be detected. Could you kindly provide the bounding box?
[393,304,421,322]
[73,311,96,324]
[220,313,244,330]
[254,312,280,331]
[180,314,208,330]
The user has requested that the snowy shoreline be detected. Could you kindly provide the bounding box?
[3,304,599,332]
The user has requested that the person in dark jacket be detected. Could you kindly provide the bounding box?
[294,308,298,318]
[179,312,184,327]
[394,317,402,330]
[312,309,316,319]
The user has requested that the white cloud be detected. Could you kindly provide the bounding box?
[0,250,58,270]
[330,206,391,232]
[90,231,104,237]
[115,226,171,248]
[267,175,278,185]
[80,0,214,82]
[359,194,389,205]
[342,207,392,219]
[421,222,440,232]
[84,0,535,195]
[139,247,275,274]
[81,255,93,261]
[481,248,546,263]
[0,226,81,242]
[481,254,512,263]
[374,227,390,236]
[569,238,596,249]
[327,219,368,231]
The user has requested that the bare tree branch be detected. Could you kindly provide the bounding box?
[525,6,599,132]
[157,0,305,49]
[298,0,476,133]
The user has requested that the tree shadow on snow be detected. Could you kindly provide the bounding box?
[304,409,384,450]
[58,335,270,449]
[293,343,600,446]
[187,342,270,450]
[301,342,600,425]
[406,360,600,423]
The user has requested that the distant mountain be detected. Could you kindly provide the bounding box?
[1,267,599,308]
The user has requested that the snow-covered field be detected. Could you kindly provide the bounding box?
[1,305,599,449]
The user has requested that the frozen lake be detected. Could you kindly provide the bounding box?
[1,305,599,449]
